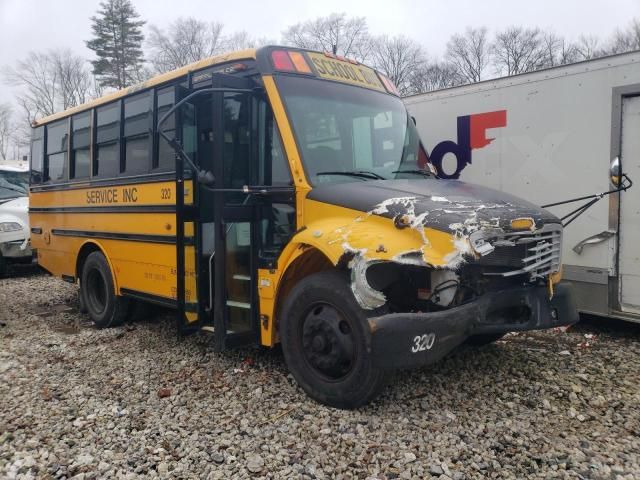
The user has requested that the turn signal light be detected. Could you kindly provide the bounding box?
[271,50,312,74]
[511,217,535,230]
[289,51,312,73]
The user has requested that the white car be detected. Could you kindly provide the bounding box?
[0,165,31,276]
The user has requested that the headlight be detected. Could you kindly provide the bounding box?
[0,222,22,233]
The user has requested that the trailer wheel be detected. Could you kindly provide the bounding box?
[280,271,388,409]
[80,251,129,328]
[465,333,505,346]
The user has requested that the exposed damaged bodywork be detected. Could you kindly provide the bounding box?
[303,178,563,310]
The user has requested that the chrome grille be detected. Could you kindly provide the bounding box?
[478,224,562,281]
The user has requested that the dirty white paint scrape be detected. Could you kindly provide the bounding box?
[335,196,511,309]
[349,256,386,310]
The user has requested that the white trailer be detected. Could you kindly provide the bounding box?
[405,51,640,322]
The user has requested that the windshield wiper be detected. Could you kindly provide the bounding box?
[392,169,433,177]
[316,170,386,180]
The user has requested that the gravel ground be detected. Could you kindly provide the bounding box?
[1,268,639,480]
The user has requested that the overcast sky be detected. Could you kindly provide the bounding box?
[1,0,639,106]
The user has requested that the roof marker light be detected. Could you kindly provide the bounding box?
[377,72,400,96]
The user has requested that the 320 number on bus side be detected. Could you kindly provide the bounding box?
[411,333,436,353]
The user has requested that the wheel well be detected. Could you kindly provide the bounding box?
[274,246,334,331]
[76,242,103,280]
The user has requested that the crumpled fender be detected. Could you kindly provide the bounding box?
[294,201,461,268]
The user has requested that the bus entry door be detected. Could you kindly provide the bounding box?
[209,86,260,351]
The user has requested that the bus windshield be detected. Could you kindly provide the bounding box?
[277,75,428,184]
[0,169,29,201]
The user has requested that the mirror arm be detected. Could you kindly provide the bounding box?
[541,173,633,208]
[542,173,633,227]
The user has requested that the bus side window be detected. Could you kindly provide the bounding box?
[71,111,91,179]
[95,102,120,178]
[156,87,175,171]
[124,92,152,174]
[30,126,44,184]
[45,119,69,183]
[257,100,291,187]
[258,100,294,255]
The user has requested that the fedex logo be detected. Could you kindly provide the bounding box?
[426,110,507,179]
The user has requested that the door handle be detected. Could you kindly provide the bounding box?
[572,230,615,254]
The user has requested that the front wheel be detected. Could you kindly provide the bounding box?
[80,251,129,328]
[279,271,388,409]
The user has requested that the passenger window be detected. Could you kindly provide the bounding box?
[257,100,291,187]
[30,126,44,184]
[156,87,175,171]
[257,99,294,257]
[95,102,120,177]
[71,112,91,179]
[223,93,251,204]
[46,119,69,182]
[124,92,152,174]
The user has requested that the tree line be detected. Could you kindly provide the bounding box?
[1,0,640,160]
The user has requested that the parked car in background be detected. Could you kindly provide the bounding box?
[0,165,31,276]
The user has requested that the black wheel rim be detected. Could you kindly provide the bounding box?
[301,302,357,381]
[86,268,108,315]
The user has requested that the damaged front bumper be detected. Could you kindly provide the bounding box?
[368,282,578,370]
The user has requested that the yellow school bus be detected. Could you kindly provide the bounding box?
[30,47,578,408]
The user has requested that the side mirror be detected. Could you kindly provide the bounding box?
[411,116,417,125]
[610,157,621,186]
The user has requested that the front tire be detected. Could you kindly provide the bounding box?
[80,251,129,328]
[280,271,388,409]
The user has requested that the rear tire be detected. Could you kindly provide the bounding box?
[280,271,388,409]
[80,251,129,328]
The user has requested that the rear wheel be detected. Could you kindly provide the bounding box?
[280,271,388,409]
[80,251,129,328]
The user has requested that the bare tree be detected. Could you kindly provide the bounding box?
[607,18,640,54]
[4,49,96,122]
[221,31,273,51]
[282,13,371,62]
[575,34,602,60]
[407,61,463,94]
[369,35,426,96]
[540,32,579,67]
[406,61,460,94]
[492,26,547,76]
[148,18,224,73]
[0,104,12,161]
[446,27,490,83]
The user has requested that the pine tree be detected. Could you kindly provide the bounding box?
[86,0,146,90]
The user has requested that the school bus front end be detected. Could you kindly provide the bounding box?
[29,46,578,409]
[258,48,578,407]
